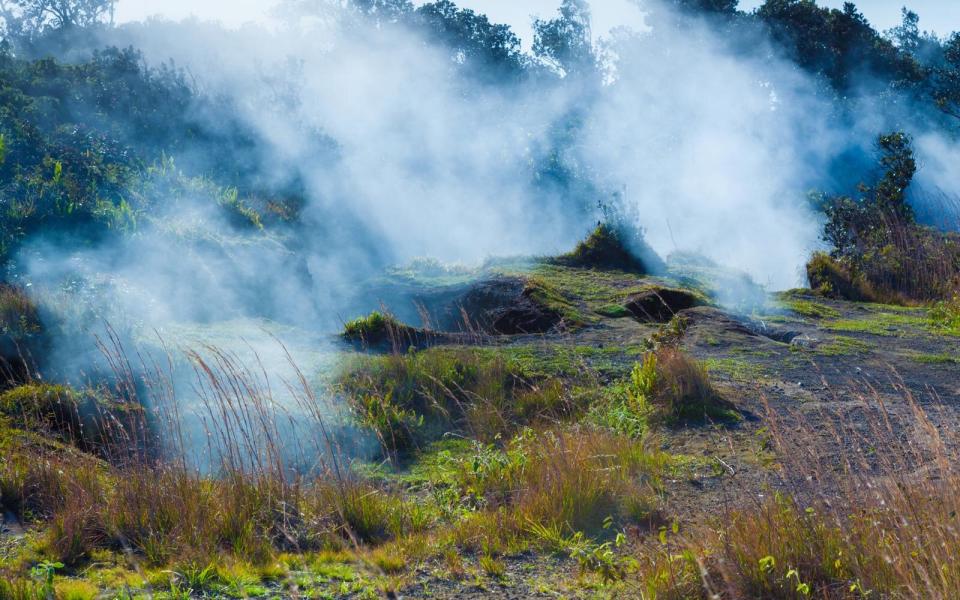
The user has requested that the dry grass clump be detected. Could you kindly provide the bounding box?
[514,429,665,536]
[445,427,668,558]
[645,348,734,424]
[0,285,41,340]
[695,386,960,599]
[0,384,144,455]
[806,251,878,302]
[595,346,735,436]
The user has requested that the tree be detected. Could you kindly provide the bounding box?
[665,0,738,14]
[933,33,960,120]
[533,0,595,80]
[757,0,919,91]
[350,0,412,24]
[415,1,525,82]
[886,8,921,56]
[822,132,917,258]
[874,132,916,220]
[0,0,114,39]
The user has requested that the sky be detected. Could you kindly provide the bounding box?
[115,0,960,38]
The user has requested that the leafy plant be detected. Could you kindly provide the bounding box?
[29,560,62,599]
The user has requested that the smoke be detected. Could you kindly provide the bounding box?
[581,12,834,291]
[12,0,960,466]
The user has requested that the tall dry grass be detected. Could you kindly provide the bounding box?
[696,379,960,599]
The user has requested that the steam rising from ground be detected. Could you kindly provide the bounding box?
[13,1,960,466]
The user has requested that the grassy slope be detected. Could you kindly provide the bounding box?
[2,258,960,599]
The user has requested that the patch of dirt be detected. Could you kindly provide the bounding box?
[455,277,563,335]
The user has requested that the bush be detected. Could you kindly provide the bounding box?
[805,252,877,302]
[558,223,663,273]
[816,132,960,303]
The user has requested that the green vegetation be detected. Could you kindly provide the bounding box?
[0,286,41,340]
[0,384,143,453]
[522,276,591,328]
[703,357,769,382]
[591,347,737,437]
[905,351,959,364]
[5,0,960,598]
[812,133,960,305]
[337,347,585,454]
[825,308,947,337]
[779,297,841,320]
[342,311,405,341]
[815,335,874,357]
[556,223,658,273]
[931,292,960,334]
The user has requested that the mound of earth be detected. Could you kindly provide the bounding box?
[456,277,563,335]
[625,287,703,322]
[341,313,452,351]
[556,224,665,273]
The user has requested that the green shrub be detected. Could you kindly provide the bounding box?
[558,223,662,273]
[815,133,960,303]
[931,292,960,333]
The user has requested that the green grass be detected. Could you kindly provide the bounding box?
[596,304,632,318]
[780,299,841,320]
[930,294,960,334]
[342,311,406,339]
[520,264,709,320]
[815,336,875,356]
[523,276,593,328]
[702,357,768,382]
[904,352,959,365]
[825,308,950,337]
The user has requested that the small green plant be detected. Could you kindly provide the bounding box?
[570,518,634,583]
[29,561,62,599]
[642,315,689,351]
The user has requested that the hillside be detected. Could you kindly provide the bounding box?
[3,238,960,598]
[4,0,960,598]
